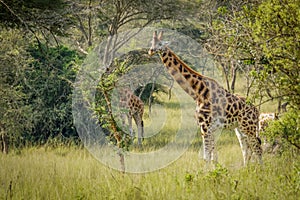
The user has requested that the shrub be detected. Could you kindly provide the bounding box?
[264,109,300,151]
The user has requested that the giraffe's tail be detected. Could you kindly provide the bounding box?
[141,120,144,141]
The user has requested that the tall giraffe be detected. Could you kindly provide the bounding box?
[118,87,144,145]
[148,31,262,165]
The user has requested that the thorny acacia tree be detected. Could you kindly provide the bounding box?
[200,0,260,94]
[200,0,299,111]
[81,0,193,171]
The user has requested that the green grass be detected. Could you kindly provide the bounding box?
[1,146,299,200]
[1,83,298,199]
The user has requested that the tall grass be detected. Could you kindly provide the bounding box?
[1,82,298,199]
[1,145,299,200]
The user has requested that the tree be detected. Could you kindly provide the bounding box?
[0,28,34,153]
[89,0,196,161]
[24,44,82,144]
[202,0,261,94]
[67,0,197,53]
[200,0,299,110]
[0,0,69,45]
[248,0,300,110]
[264,109,300,150]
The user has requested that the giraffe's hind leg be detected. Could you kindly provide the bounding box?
[238,104,262,164]
[141,120,144,141]
[235,128,251,165]
[235,128,263,165]
[248,135,263,164]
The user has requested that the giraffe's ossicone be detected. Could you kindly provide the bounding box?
[148,31,262,165]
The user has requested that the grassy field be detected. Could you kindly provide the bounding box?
[1,83,298,200]
[1,145,299,200]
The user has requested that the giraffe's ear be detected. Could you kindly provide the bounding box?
[158,31,163,40]
[153,31,157,38]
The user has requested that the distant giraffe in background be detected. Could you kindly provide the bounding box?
[259,111,286,153]
[119,88,144,145]
[258,101,289,153]
[259,113,278,134]
[148,31,262,165]
[104,58,145,146]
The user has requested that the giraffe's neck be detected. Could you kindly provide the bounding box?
[159,48,215,101]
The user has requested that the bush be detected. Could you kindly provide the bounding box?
[24,44,83,144]
[264,109,300,151]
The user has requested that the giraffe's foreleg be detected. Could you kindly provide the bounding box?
[133,115,143,146]
[211,137,217,163]
[137,123,143,146]
[127,114,133,138]
[201,128,216,163]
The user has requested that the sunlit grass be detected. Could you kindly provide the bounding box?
[1,82,298,199]
[130,85,196,151]
[1,145,299,200]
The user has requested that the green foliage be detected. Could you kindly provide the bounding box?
[204,0,299,108]
[204,0,258,93]
[206,163,229,180]
[249,0,300,108]
[185,173,194,182]
[264,109,300,150]
[24,43,82,144]
[217,6,228,15]
[94,58,133,149]
[0,28,34,150]
[0,0,67,34]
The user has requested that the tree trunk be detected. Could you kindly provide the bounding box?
[87,0,93,46]
[277,98,282,114]
[230,63,238,93]
[1,130,8,154]
[0,133,2,152]
[221,63,230,91]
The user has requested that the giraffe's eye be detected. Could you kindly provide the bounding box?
[158,42,162,46]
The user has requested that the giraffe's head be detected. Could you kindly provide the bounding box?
[148,31,168,56]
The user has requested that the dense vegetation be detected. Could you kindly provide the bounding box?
[1,0,298,153]
[0,0,299,198]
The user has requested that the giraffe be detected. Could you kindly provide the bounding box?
[258,112,280,153]
[118,87,144,145]
[148,31,262,165]
[259,113,278,133]
[104,58,145,146]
